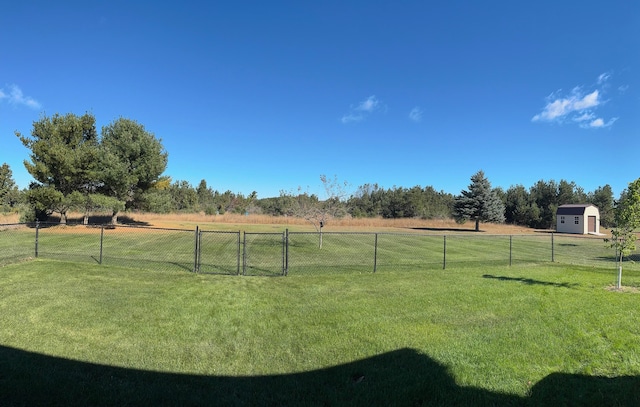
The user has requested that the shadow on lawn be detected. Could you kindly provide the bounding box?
[482,274,579,288]
[411,227,484,233]
[2,345,639,406]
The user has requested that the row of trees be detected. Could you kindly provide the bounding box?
[0,111,629,233]
[13,113,167,224]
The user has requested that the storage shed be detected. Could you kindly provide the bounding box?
[556,204,600,234]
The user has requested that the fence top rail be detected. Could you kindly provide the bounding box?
[105,224,195,233]
[287,230,554,238]
[200,230,241,235]
[11,222,196,233]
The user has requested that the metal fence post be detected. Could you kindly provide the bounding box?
[99,225,104,264]
[284,229,289,276]
[236,231,241,275]
[443,235,446,270]
[34,221,39,258]
[242,232,247,276]
[193,226,199,273]
[509,235,512,266]
[373,233,378,273]
[551,233,555,262]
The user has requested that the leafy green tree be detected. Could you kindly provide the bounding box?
[196,179,216,213]
[453,170,505,231]
[605,178,640,289]
[529,180,559,229]
[169,180,198,212]
[588,185,615,228]
[0,163,21,211]
[504,184,540,226]
[100,118,168,223]
[16,113,100,223]
[68,192,125,224]
[23,184,63,222]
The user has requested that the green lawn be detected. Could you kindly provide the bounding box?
[1,259,639,406]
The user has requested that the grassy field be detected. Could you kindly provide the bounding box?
[2,219,634,275]
[1,259,640,406]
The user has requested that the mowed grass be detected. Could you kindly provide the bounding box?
[1,259,640,406]
[4,224,636,276]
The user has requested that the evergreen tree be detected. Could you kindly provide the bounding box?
[588,185,615,227]
[0,163,20,209]
[100,118,168,223]
[16,113,100,223]
[453,170,505,231]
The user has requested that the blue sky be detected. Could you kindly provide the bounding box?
[1,1,638,199]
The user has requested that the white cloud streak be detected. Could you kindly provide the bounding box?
[597,72,611,84]
[582,117,618,129]
[0,84,41,109]
[409,107,423,122]
[341,95,383,124]
[532,73,617,129]
[532,89,600,122]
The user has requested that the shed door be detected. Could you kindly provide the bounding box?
[588,216,596,233]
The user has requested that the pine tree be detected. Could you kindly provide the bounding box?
[453,170,505,231]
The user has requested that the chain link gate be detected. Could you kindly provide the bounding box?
[242,231,287,276]
[197,230,242,275]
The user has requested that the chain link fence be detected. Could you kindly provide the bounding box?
[1,223,637,275]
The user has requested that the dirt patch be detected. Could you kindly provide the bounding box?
[606,285,640,293]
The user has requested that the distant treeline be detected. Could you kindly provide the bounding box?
[107,178,618,229]
[1,160,618,229]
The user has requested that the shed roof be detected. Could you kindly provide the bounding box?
[556,204,598,216]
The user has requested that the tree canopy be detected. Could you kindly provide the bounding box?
[453,170,505,231]
[99,118,168,223]
[16,113,167,224]
[16,113,100,223]
[0,163,20,210]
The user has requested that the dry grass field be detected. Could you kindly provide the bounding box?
[0,211,538,234]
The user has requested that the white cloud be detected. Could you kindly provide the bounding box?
[341,95,383,124]
[597,72,611,84]
[0,84,41,109]
[355,95,380,112]
[582,117,618,129]
[618,84,629,94]
[341,113,364,124]
[589,118,604,127]
[573,112,595,122]
[531,72,621,130]
[532,89,600,122]
[409,107,423,122]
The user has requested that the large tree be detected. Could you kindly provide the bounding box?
[100,118,168,223]
[0,163,20,209]
[16,113,100,223]
[453,170,505,231]
[606,178,640,289]
[504,184,540,226]
[588,185,615,228]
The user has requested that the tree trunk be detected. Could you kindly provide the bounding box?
[475,218,480,232]
[111,211,119,225]
[60,211,67,224]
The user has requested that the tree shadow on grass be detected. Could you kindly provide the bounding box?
[1,345,639,406]
[411,227,485,233]
[482,274,579,288]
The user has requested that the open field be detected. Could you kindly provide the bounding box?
[2,219,635,274]
[1,259,640,406]
[1,211,546,234]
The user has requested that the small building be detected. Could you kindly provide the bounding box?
[556,204,600,234]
